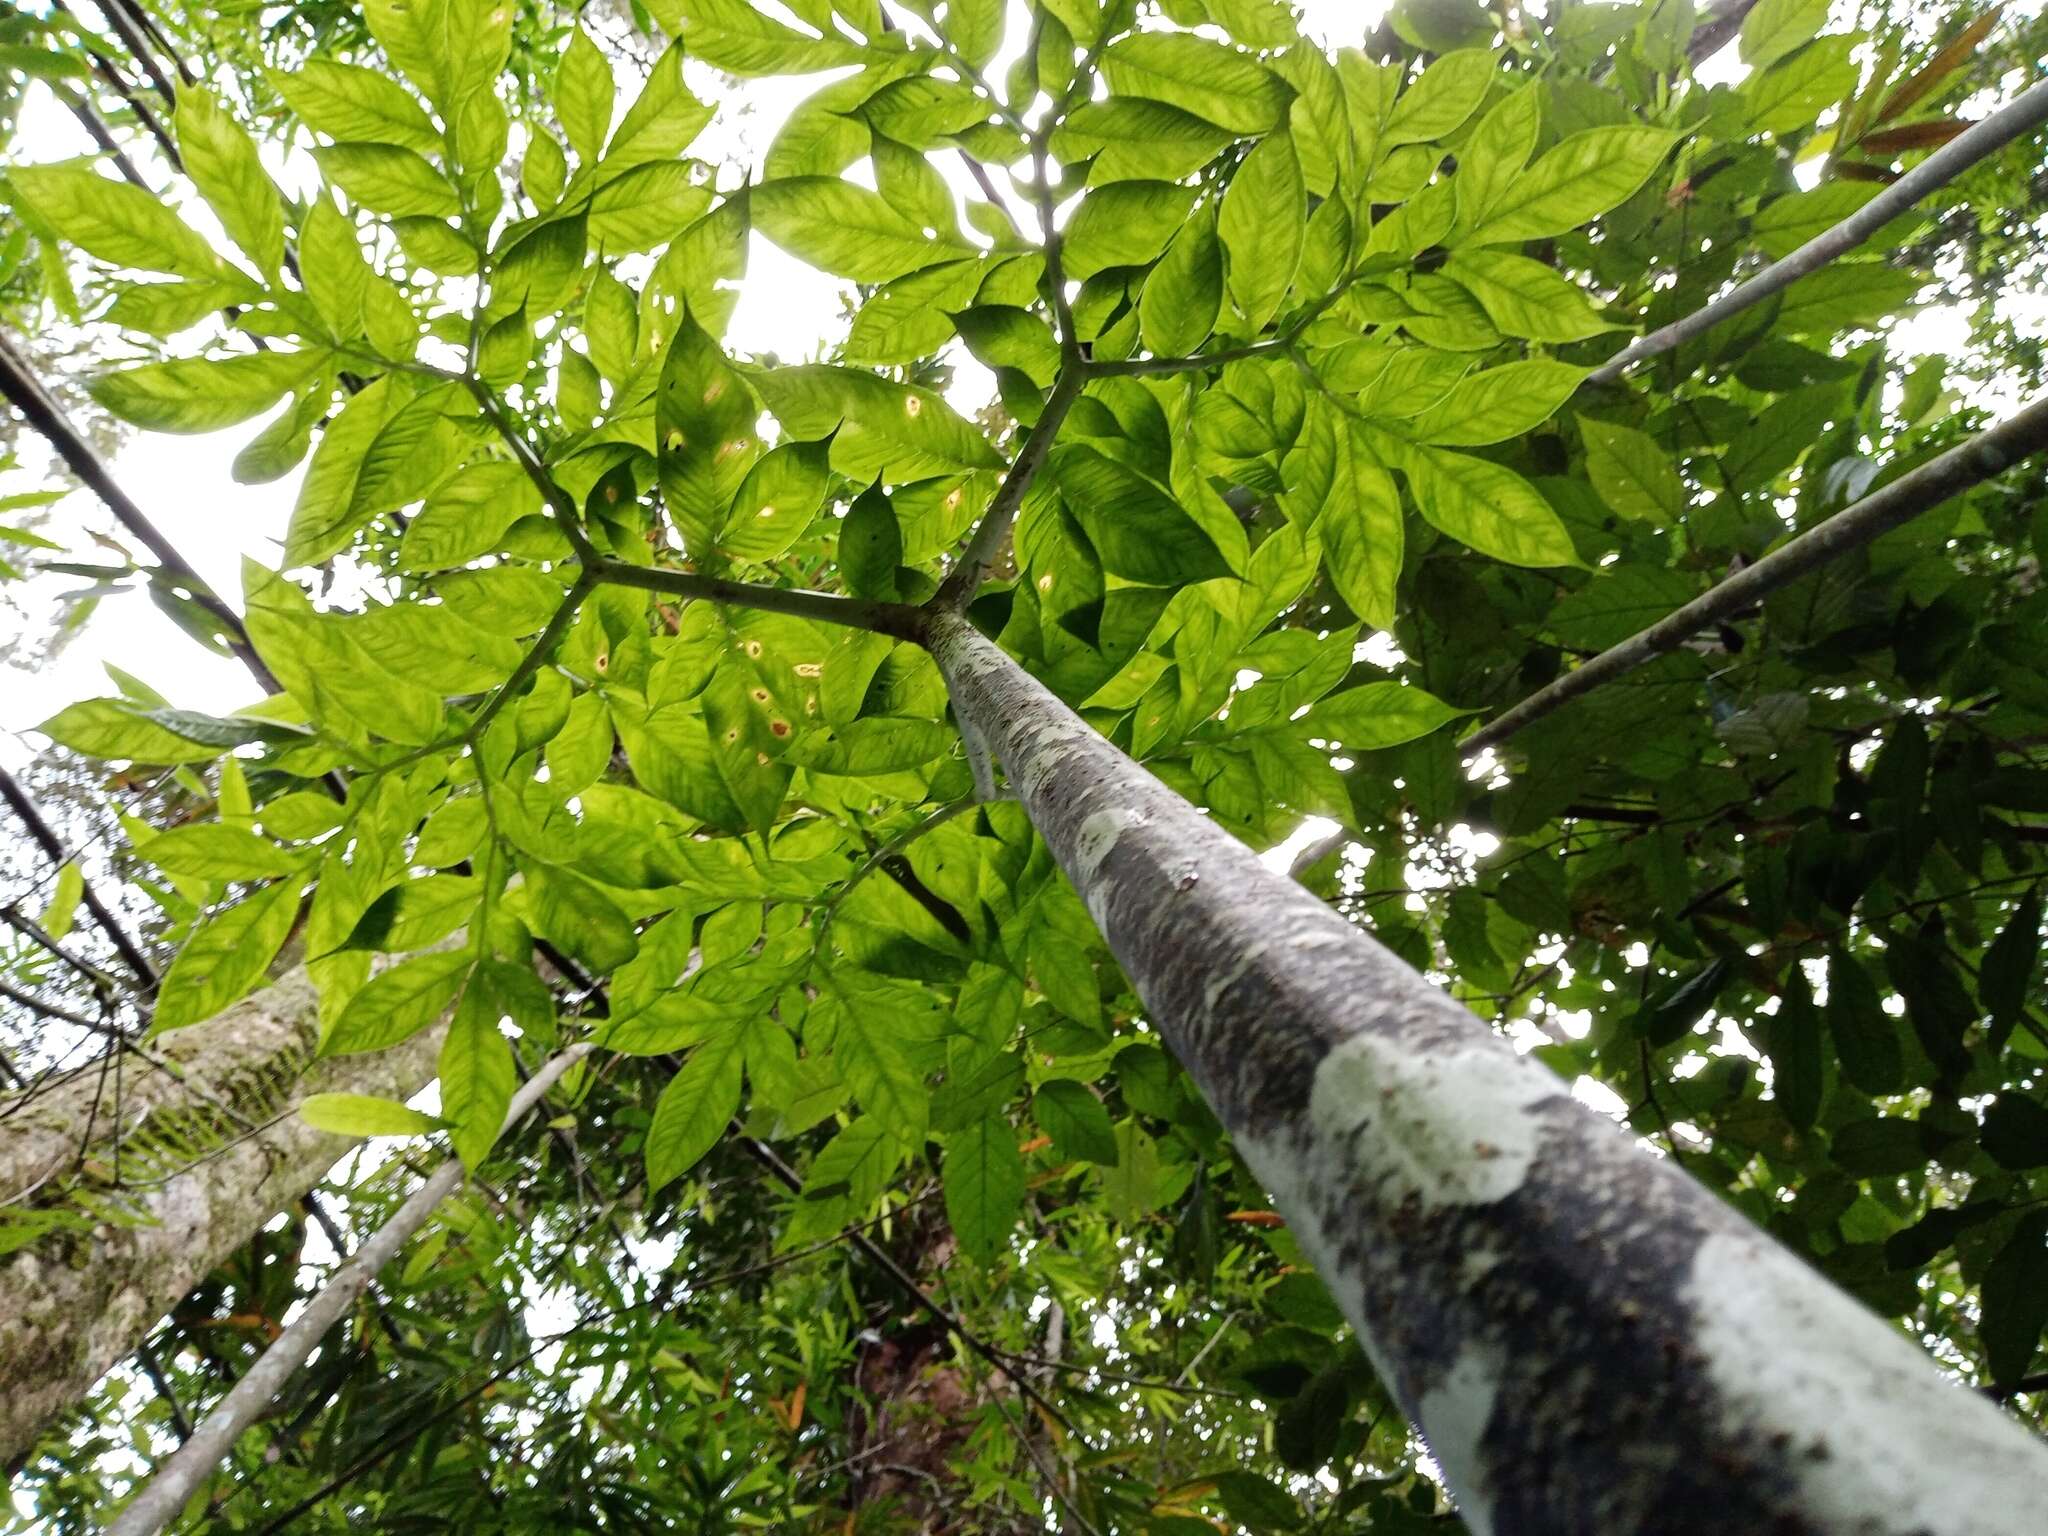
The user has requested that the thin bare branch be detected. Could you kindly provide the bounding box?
[1464,393,2048,755]
[1589,77,2048,385]
[107,1044,595,1536]
[0,764,158,987]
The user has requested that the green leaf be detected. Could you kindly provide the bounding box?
[1452,87,1541,235]
[1740,0,1829,68]
[399,461,541,570]
[1140,204,1224,359]
[1456,127,1676,246]
[825,978,930,1140]
[944,1116,1026,1264]
[175,87,285,279]
[1981,892,2042,1044]
[522,865,640,973]
[664,0,865,75]
[104,280,241,338]
[10,163,228,280]
[232,385,327,484]
[300,1092,440,1138]
[151,880,301,1033]
[722,438,832,563]
[1741,35,1859,136]
[1825,949,1903,1097]
[1404,360,1587,447]
[647,1024,745,1189]
[89,350,323,434]
[753,174,965,283]
[587,163,712,254]
[1051,98,1236,184]
[283,374,414,566]
[944,0,1005,68]
[1218,130,1305,335]
[298,198,374,340]
[1302,682,1466,750]
[1383,48,1495,146]
[1751,181,1887,259]
[1061,180,1199,282]
[605,41,716,167]
[40,863,84,943]
[751,365,1004,478]
[313,142,460,217]
[838,483,902,599]
[1764,971,1824,1129]
[783,1116,904,1244]
[1579,414,1688,522]
[1396,444,1579,568]
[1442,250,1614,343]
[658,315,763,557]
[782,716,954,775]
[1034,1079,1118,1165]
[343,875,480,953]
[138,823,299,882]
[1315,412,1404,631]
[392,214,479,274]
[1774,263,1923,337]
[40,698,227,764]
[325,950,472,1055]
[1099,32,1290,135]
[1980,1215,2048,1388]
[269,61,442,155]
[1052,445,1233,586]
[951,305,1059,387]
[258,792,347,841]
[244,561,447,746]
[555,28,616,164]
[1982,1095,2048,1172]
[1632,959,1728,1047]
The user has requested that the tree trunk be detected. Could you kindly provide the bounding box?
[0,967,444,1466]
[925,607,2048,1536]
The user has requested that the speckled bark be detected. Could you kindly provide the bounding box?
[925,609,2048,1536]
[0,967,444,1466]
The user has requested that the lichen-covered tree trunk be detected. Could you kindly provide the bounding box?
[925,608,2048,1536]
[0,968,443,1465]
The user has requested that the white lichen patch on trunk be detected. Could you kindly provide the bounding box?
[1071,807,1150,924]
[1683,1228,2048,1535]
[1417,1342,1506,1536]
[1304,1036,1561,1213]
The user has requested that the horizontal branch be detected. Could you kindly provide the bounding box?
[590,558,926,639]
[1464,392,2048,755]
[1589,76,2048,385]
